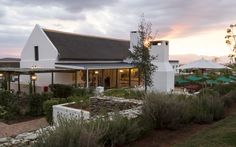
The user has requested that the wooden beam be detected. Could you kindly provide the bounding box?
[74,71,77,87]
[51,72,54,86]
[7,72,10,91]
[116,69,118,88]
[129,68,131,88]
[102,69,104,87]
[86,69,89,88]
[17,74,20,94]
[138,68,141,86]
[29,75,32,95]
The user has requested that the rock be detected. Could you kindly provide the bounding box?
[0,137,9,143]
[25,133,37,140]
[16,132,33,139]
[11,139,21,145]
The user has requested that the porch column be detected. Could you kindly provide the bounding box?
[74,71,77,87]
[29,75,32,95]
[86,69,89,88]
[51,72,54,86]
[102,69,104,87]
[138,68,141,85]
[116,69,118,88]
[7,72,10,91]
[17,74,20,93]
[129,68,131,88]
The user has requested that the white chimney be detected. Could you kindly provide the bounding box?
[129,31,139,53]
[149,40,175,92]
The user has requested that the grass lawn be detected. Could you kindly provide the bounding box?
[174,107,236,147]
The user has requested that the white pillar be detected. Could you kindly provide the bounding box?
[149,40,175,92]
[86,69,89,88]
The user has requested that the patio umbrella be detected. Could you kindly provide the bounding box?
[178,58,229,70]
[175,78,189,85]
[216,76,234,83]
[186,75,202,82]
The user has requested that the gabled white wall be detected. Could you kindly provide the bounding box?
[20,24,59,86]
[149,40,175,92]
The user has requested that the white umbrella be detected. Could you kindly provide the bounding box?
[178,58,229,70]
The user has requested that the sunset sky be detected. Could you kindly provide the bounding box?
[0,0,235,60]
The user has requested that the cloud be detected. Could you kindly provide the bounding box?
[1,0,117,12]
[0,0,236,57]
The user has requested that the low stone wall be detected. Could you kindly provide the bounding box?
[0,126,54,147]
[53,102,90,124]
[90,96,143,116]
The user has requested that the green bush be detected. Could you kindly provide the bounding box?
[29,93,51,116]
[33,114,144,147]
[49,84,73,98]
[191,95,224,124]
[197,88,220,98]
[67,96,89,109]
[0,105,7,119]
[221,90,236,107]
[33,118,99,147]
[43,99,59,124]
[213,83,236,96]
[97,114,144,146]
[104,88,145,99]
[0,90,20,120]
[72,88,93,97]
[141,93,192,130]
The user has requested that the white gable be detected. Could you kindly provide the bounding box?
[20,24,58,62]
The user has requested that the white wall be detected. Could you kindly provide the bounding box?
[149,40,175,92]
[20,24,58,86]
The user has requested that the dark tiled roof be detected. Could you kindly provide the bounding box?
[0,58,20,68]
[43,29,130,61]
[0,58,20,62]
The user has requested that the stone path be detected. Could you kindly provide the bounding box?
[0,117,48,138]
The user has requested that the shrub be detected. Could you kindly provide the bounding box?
[72,88,93,97]
[141,93,192,130]
[104,88,145,99]
[67,96,89,109]
[213,83,236,96]
[33,114,144,147]
[97,114,144,146]
[191,95,224,124]
[33,118,99,147]
[43,99,59,124]
[0,105,7,119]
[49,84,73,98]
[221,90,236,107]
[29,93,51,116]
[197,88,219,98]
[0,90,20,120]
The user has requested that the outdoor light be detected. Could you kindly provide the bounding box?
[0,73,3,77]
[31,75,37,81]
[119,69,124,73]
[95,71,99,74]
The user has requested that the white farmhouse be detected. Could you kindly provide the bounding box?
[19,25,174,92]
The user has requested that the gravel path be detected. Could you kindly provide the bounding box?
[0,117,48,138]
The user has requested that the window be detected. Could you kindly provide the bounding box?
[34,46,39,61]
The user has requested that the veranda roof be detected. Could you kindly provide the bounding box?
[0,68,75,74]
[55,62,135,70]
[178,58,229,70]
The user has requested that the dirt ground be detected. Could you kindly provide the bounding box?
[0,117,48,137]
[124,103,236,147]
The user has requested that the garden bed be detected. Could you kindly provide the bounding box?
[1,116,44,125]
[64,103,90,111]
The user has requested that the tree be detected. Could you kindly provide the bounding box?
[225,24,236,63]
[129,16,157,92]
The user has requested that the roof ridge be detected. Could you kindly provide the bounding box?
[43,28,129,42]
